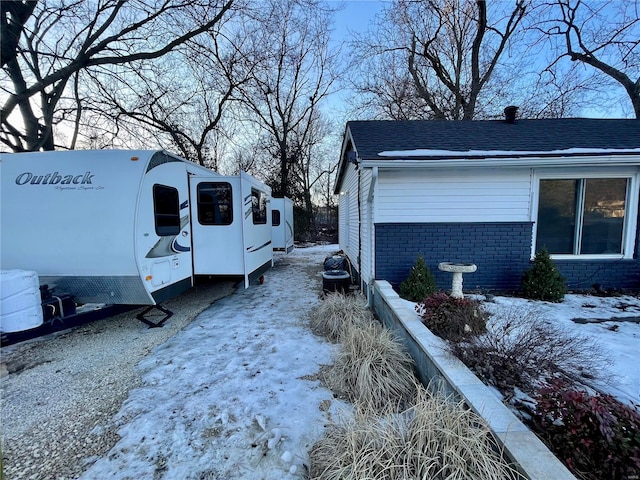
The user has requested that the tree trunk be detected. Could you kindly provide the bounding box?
[279,141,288,198]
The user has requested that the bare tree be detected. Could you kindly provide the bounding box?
[235,0,341,198]
[350,0,528,120]
[346,46,428,120]
[535,0,640,118]
[406,0,527,119]
[1,1,37,68]
[1,0,237,152]
[288,112,338,236]
[81,18,255,167]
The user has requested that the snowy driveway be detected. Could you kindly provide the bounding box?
[79,245,340,480]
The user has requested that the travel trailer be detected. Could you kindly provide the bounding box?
[271,197,294,253]
[1,150,272,311]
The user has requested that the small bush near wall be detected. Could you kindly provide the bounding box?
[448,306,611,400]
[417,292,488,341]
[531,379,640,480]
[521,248,567,302]
[399,255,436,302]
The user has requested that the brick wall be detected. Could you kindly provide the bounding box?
[375,222,640,293]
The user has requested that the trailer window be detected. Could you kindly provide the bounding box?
[197,182,232,225]
[252,188,267,225]
[272,210,281,226]
[153,184,180,236]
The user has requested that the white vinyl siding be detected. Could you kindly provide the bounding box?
[338,191,350,248]
[376,168,532,223]
[338,162,360,272]
[360,168,373,285]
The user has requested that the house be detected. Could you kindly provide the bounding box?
[334,117,640,298]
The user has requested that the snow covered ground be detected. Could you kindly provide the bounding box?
[480,293,640,406]
[42,244,638,479]
[78,244,343,480]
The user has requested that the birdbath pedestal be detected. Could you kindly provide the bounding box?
[438,262,477,299]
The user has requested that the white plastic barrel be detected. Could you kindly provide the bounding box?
[0,270,44,333]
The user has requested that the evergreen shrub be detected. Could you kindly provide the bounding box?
[521,247,567,302]
[399,255,436,302]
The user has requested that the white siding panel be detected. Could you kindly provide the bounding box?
[338,162,360,271]
[337,163,376,283]
[338,192,348,250]
[360,169,373,285]
[377,168,532,223]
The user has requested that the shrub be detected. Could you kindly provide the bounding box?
[323,321,416,412]
[449,306,612,398]
[417,291,488,341]
[399,255,436,302]
[530,379,640,480]
[309,292,373,342]
[521,248,567,302]
[309,384,524,480]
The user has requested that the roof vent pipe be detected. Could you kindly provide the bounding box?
[504,105,519,124]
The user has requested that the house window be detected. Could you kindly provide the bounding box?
[536,178,628,255]
[272,209,281,227]
[153,184,180,236]
[252,188,267,225]
[197,182,232,225]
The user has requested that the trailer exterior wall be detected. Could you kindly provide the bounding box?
[240,172,273,287]
[0,150,195,304]
[189,171,272,288]
[271,197,294,253]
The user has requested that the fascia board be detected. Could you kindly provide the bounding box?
[333,126,357,194]
[360,154,640,169]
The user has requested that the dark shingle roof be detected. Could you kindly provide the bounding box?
[346,119,640,159]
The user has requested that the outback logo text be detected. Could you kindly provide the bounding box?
[15,171,95,185]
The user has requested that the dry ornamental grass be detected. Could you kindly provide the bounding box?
[323,321,416,412]
[308,292,523,480]
[310,384,524,480]
[309,292,374,341]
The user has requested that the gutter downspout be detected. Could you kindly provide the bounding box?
[365,167,378,307]
[367,167,378,203]
[357,162,362,291]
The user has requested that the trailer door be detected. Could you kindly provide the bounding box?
[189,176,243,276]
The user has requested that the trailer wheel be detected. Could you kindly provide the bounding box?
[259,275,265,284]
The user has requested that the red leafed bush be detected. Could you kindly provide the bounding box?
[531,379,640,480]
[417,292,488,341]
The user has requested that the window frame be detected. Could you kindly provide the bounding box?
[152,184,181,237]
[251,188,268,225]
[197,182,233,226]
[531,169,639,260]
[272,209,281,227]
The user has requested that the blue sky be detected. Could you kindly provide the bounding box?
[330,0,386,43]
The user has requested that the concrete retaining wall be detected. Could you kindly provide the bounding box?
[372,280,576,480]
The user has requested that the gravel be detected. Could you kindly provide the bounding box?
[0,280,236,480]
